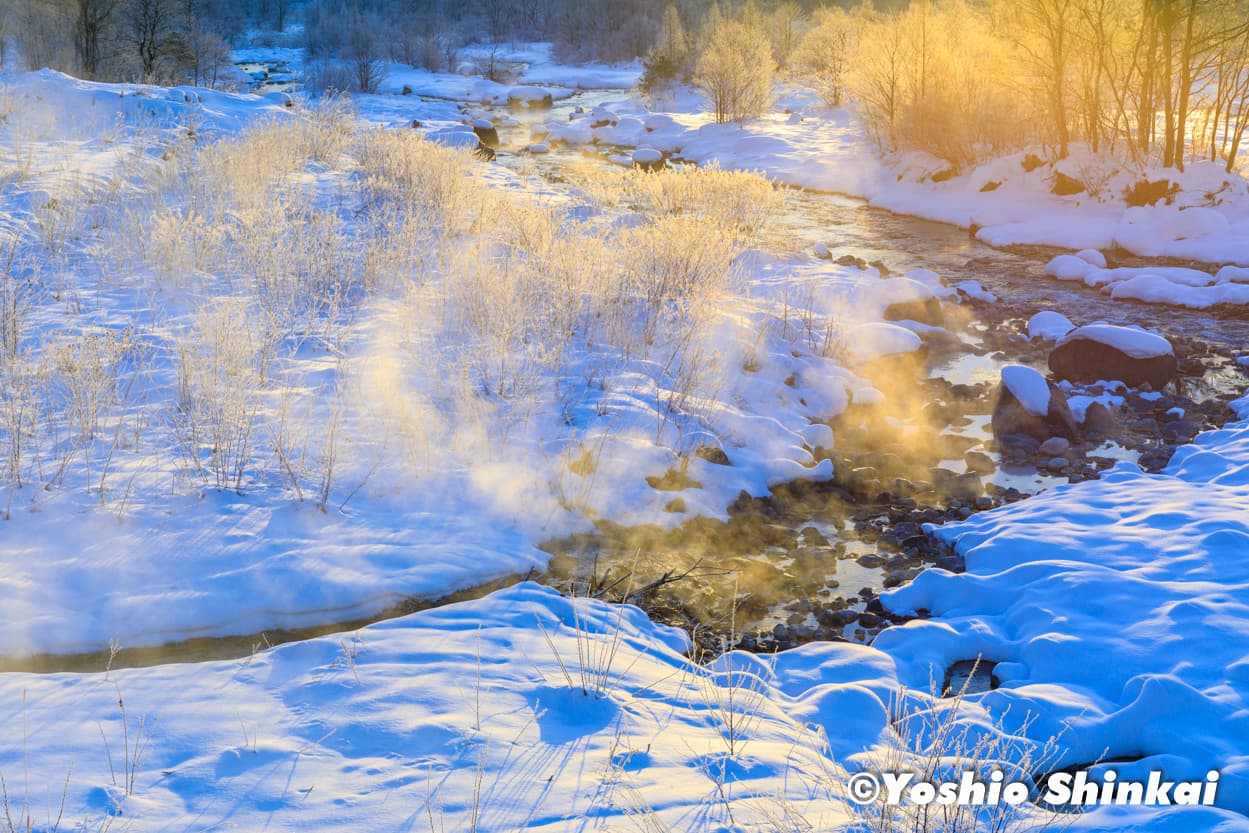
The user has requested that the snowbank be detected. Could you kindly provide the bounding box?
[1045,254,1249,309]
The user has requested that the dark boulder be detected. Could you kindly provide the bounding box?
[883,296,944,326]
[1124,179,1178,207]
[1051,171,1086,196]
[472,121,499,149]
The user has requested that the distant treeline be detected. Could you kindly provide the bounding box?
[5,0,1243,172]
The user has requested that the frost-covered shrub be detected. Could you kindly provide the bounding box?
[618,216,735,346]
[624,166,781,237]
[145,208,226,280]
[173,300,272,493]
[231,206,355,346]
[353,129,472,231]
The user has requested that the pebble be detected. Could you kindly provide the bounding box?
[1038,437,1071,456]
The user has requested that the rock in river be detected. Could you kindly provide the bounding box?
[992,365,1079,441]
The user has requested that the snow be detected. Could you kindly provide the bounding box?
[507,84,564,105]
[1076,248,1108,267]
[1067,391,1126,422]
[0,583,870,831]
[425,126,481,148]
[1001,365,1051,416]
[1039,251,1249,309]
[1046,254,1096,281]
[1027,310,1075,341]
[1057,324,1174,359]
[953,279,997,303]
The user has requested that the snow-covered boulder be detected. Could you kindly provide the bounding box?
[992,365,1079,442]
[527,142,550,154]
[1045,254,1095,281]
[471,118,499,148]
[1049,324,1176,389]
[1027,311,1075,342]
[632,147,664,172]
[813,242,831,260]
[507,86,554,109]
[425,127,481,150]
[844,322,923,364]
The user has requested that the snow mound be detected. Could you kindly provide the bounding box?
[424,127,480,149]
[1046,254,1095,281]
[1076,248,1108,267]
[845,322,923,363]
[1027,311,1075,341]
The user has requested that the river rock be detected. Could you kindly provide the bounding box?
[1038,436,1070,456]
[992,365,1079,441]
[1049,324,1176,389]
[883,296,944,326]
[1083,401,1118,436]
[963,450,995,474]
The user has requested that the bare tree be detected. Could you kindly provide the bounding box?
[793,6,859,106]
[693,19,773,124]
[75,0,117,78]
[128,0,171,81]
[347,11,384,94]
[1015,0,1076,157]
[768,1,804,70]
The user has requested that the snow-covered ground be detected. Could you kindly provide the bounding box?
[5,42,1249,833]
